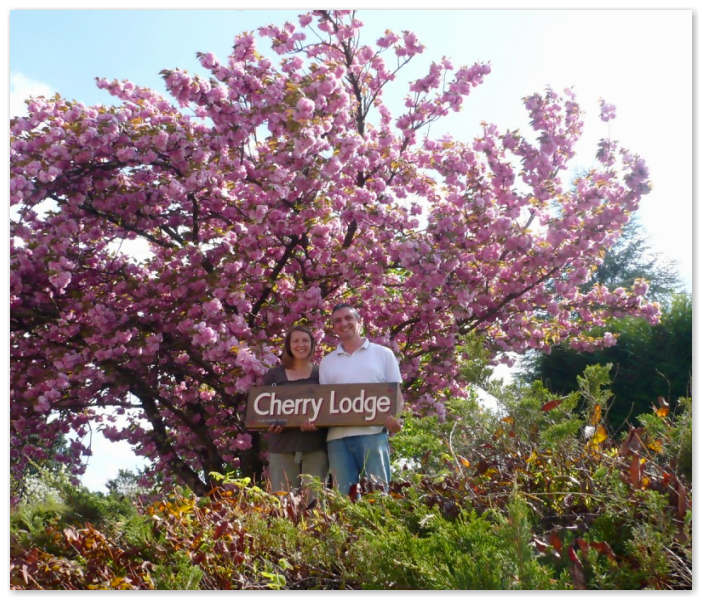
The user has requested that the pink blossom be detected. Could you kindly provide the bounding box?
[377,30,399,48]
[49,271,71,292]
[34,395,51,413]
[193,322,218,347]
[202,298,223,317]
[294,97,315,120]
[199,388,215,401]
[9,10,659,498]
[599,98,616,122]
[198,52,217,69]
[602,332,617,347]
[317,77,337,96]
[233,433,252,451]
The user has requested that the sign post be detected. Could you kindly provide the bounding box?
[245,382,402,429]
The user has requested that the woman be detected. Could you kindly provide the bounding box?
[262,325,328,494]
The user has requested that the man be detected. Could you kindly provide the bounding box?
[319,303,402,495]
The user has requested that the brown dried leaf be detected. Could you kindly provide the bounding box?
[568,546,587,589]
[549,531,563,553]
[629,455,641,488]
[590,540,617,562]
[590,403,601,425]
[213,521,229,540]
[619,427,644,456]
[677,480,689,518]
[541,399,562,412]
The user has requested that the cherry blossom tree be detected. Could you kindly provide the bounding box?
[10,10,658,496]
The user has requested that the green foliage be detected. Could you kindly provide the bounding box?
[345,498,554,589]
[391,412,445,470]
[669,397,692,483]
[10,366,691,590]
[391,391,497,476]
[456,330,496,386]
[11,466,141,544]
[586,219,682,303]
[105,468,152,498]
[522,294,692,432]
[10,495,70,557]
[151,551,203,590]
[576,363,614,408]
[10,436,72,502]
[492,493,557,589]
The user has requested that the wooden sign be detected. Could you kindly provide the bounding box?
[245,382,402,429]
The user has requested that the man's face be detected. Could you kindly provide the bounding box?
[331,307,361,341]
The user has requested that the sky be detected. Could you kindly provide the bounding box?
[6,2,695,491]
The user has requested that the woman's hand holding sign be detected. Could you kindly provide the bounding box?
[299,420,318,432]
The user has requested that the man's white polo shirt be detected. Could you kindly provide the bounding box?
[319,339,402,442]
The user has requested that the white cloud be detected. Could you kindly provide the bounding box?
[10,72,54,117]
[81,437,149,493]
[76,406,151,492]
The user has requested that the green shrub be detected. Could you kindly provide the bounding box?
[10,366,691,590]
[322,486,555,590]
[151,550,203,590]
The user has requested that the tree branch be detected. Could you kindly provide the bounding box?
[247,234,300,327]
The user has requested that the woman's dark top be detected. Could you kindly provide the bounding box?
[262,365,326,454]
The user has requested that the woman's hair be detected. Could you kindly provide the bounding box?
[281,325,316,368]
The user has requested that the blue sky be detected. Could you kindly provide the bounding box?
[7,3,694,491]
[10,7,693,287]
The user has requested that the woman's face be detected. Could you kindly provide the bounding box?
[289,330,312,361]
